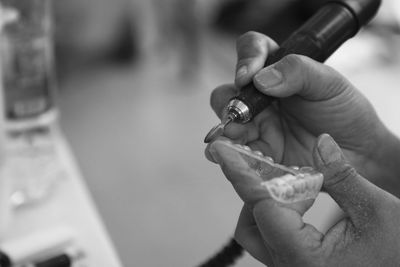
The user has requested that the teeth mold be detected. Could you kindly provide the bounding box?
[210,139,323,203]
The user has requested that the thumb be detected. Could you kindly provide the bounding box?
[313,134,386,227]
[253,54,350,101]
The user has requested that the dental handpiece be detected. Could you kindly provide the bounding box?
[204,0,381,143]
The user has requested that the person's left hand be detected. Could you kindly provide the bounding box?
[207,134,400,266]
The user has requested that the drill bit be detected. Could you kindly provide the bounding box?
[204,115,234,143]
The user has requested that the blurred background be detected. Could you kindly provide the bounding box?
[49,0,400,266]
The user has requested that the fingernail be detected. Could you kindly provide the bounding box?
[208,146,222,165]
[236,65,247,79]
[254,66,282,90]
[317,134,344,165]
[205,148,218,164]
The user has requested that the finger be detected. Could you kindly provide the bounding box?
[209,137,324,257]
[223,106,279,145]
[209,89,283,143]
[204,107,281,164]
[207,137,315,214]
[208,84,283,158]
[253,54,350,101]
[313,134,390,227]
[207,137,270,204]
[235,31,279,87]
[234,206,274,266]
[210,84,238,119]
[253,198,324,258]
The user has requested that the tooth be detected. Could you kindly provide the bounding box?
[281,174,296,182]
[307,180,316,191]
[254,151,263,156]
[265,156,274,163]
[293,180,305,193]
[242,145,251,151]
[213,139,323,203]
[301,181,308,193]
[273,178,287,187]
[291,182,300,193]
[269,186,279,197]
[297,173,306,179]
[284,186,295,198]
[261,171,323,203]
[300,166,313,173]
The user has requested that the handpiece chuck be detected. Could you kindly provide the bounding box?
[204,99,250,143]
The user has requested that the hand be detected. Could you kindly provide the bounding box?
[208,134,400,266]
[207,31,400,192]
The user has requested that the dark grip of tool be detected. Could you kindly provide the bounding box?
[330,0,382,27]
[35,254,72,267]
[235,1,378,120]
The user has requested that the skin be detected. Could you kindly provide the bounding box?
[205,31,400,266]
[205,31,400,197]
[208,134,400,266]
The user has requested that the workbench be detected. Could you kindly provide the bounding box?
[1,122,122,267]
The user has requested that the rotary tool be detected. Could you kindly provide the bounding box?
[204,0,381,143]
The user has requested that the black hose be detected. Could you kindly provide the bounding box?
[197,237,244,267]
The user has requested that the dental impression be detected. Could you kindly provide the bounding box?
[209,138,323,203]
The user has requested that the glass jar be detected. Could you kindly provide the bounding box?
[0,0,57,124]
[0,1,64,208]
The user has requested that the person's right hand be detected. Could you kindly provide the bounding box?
[208,31,400,194]
[209,133,400,267]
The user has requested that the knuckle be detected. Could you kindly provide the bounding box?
[279,54,335,78]
[279,54,309,69]
[272,54,310,90]
[323,164,357,188]
[275,54,340,98]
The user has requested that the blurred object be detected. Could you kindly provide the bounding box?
[2,3,123,263]
[0,0,64,208]
[327,0,400,74]
[372,0,400,31]
[130,0,201,82]
[54,0,203,81]
[0,3,15,239]
[393,0,400,28]
[153,0,200,81]
[211,0,400,71]
[213,0,312,43]
[5,128,66,208]
[0,163,11,239]
[25,247,85,267]
[2,123,123,267]
[0,226,75,266]
[53,0,135,75]
[0,0,55,121]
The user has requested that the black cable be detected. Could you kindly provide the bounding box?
[197,237,244,267]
